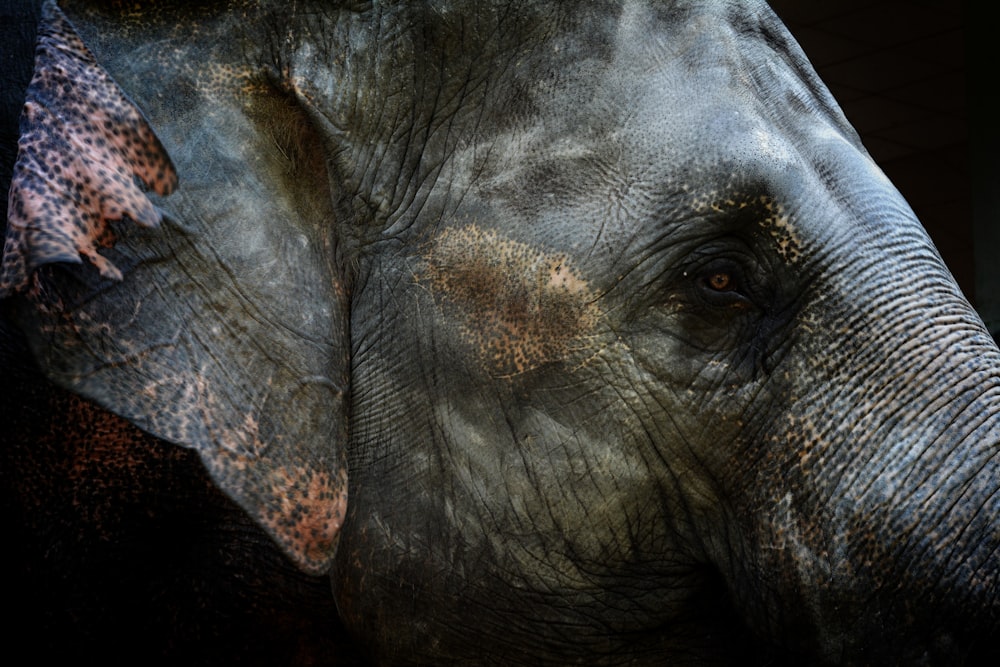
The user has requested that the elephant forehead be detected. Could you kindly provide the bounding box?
[417,225,602,377]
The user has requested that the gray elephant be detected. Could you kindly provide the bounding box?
[1,0,997,664]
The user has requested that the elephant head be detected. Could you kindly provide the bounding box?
[3,0,997,664]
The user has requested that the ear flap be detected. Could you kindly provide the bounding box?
[2,2,349,575]
[1,2,177,295]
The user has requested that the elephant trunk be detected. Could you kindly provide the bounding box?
[735,216,1000,663]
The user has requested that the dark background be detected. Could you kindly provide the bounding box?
[768,1,997,335]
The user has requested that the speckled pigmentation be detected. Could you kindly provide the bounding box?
[2,1,348,576]
[0,1,177,297]
[0,320,359,663]
[421,225,602,376]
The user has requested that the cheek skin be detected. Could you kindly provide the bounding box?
[418,224,603,377]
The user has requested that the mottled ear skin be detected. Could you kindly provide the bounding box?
[0,1,177,296]
[0,321,366,665]
[0,3,356,651]
[0,4,354,662]
[2,1,349,577]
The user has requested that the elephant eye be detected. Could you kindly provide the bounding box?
[682,246,760,310]
[690,260,754,309]
[704,271,735,292]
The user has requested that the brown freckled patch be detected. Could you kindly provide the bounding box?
[204,62,261,101]
[210,447,345,576]
[256,465,348,575]
[691,192,803,263]
[420,225,601,376]
[166,381,347,577]
[756,196,803,263]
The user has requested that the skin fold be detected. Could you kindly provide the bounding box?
[1,1,997,665]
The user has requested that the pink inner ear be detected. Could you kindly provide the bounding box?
[0,1,177,297]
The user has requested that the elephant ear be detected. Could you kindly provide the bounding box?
[0,2,177,294]
[1,2,349,575]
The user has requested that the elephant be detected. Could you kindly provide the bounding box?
[1,0,997,664]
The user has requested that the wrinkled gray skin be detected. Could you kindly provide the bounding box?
[4,0,1000,665]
